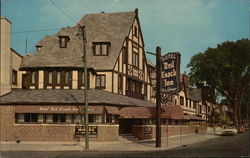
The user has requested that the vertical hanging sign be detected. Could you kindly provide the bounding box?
[161,52,181,94]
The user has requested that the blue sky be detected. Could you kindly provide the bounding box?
[1,0,249,73]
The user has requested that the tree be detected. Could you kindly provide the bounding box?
[187,39,250,126]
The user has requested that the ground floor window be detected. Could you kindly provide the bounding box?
[52,114,66,123]
[89,114,102,123]
[15,113,104,124]
[24,113,38,123]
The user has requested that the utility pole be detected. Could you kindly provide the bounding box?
[156,46,162,147]
[146,47,162,148]
[79,25,89,150]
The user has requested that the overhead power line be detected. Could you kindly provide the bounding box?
[1,28,61,34]
[49,0,78,24]
[0,26,78,34]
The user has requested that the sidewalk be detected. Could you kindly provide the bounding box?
[0,133,218,152]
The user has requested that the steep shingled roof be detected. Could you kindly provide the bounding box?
[20,11,136,70]
[186,87,202,102]
[0,89,155,107]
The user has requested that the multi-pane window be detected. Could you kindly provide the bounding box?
[52,114,66,123]
[88,114,102,123]
[24,113,38,123]
[132,52,139,67]
[186,99,188,107]
[180,96,184,105]
[12,69,17,85]
[93,42,110,56]
[96,75,106,89]
[45,71,71,87]
[189,100,192,107]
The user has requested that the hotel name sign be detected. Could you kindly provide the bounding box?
[161,52,181,94]
[15,106,100,114]
[39,107,79,112]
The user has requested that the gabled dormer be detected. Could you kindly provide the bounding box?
[58,35,70,48]
[93,42,111,56]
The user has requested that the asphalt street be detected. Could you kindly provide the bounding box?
[1,132,249,158]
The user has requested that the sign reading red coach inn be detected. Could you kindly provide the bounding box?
[161,52,181,94]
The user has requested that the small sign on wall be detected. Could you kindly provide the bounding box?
[75,126,98,138]
[144,127,153,137]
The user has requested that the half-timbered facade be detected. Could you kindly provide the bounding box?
[19,9,153,102]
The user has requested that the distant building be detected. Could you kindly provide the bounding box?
[147,61,214,122]
[0,16,23,96]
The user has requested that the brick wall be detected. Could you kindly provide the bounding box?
[132,125,207,140]
[0,106,119,142]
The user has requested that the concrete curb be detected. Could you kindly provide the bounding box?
[0,133,218,152]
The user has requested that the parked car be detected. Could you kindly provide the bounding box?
[236,125,246,133]
[221,126,237,136]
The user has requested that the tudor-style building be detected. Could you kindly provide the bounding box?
[19,9,153,102]
[0,10,157,142]
[0,10,208,142]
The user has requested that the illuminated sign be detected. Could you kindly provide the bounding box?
[161,52,181,94]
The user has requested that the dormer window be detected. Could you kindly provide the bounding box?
[93,42,110,56]
[59,36,69,48]
[36,46,42,51]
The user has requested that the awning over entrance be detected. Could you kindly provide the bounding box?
[105,106,120,115]
[119,107,155,118]
[15,105,104,114]
[119,106,185,119]
[161,105,184,120]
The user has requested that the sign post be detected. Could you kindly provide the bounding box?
[147,50,181,148]
[156,47,162,148]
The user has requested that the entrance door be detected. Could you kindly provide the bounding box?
[22,74,27,89]
[119,119,135,134]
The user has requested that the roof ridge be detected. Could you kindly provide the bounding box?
[85,10,135,16]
